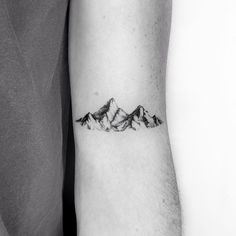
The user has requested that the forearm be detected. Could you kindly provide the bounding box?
[69,0,181,235]
[75,127,180,236]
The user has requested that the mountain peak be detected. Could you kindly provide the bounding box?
[134,105,145,111]
[93,98,118,121]
[76,98,162,132]
[78,112,93,122]
[131,105,145,118]
[108,97,116,103]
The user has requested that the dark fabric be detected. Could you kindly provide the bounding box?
[63,108,77,236]
[0,0,72,235]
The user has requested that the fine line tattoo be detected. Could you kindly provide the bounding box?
[76,98,163,132]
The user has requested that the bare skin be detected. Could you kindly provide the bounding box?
[69,0,181,235]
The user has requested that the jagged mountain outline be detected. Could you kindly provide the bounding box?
[76,98,163,132]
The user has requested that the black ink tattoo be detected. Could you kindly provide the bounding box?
[76,98,162,132]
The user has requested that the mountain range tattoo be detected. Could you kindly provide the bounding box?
[76,98,163,132]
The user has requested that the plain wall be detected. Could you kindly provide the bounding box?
[167,0,236,235]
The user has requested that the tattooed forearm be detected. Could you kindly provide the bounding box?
[76,98,163,132]
[69,0,182,235]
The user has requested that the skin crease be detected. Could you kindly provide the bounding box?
[69,0,182,235]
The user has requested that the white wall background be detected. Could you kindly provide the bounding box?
[167,0,236,235]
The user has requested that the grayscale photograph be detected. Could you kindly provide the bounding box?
[0,0,235,235]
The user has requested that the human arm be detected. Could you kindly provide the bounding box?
[69,0,181,235]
